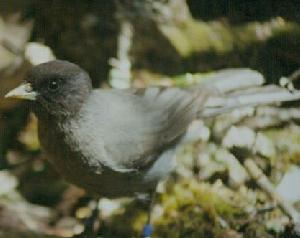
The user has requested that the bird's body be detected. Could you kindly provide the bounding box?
[37,86,207,197]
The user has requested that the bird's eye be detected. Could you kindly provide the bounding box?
[48,79,60,92]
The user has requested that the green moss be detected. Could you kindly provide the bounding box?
[265,128,300,166]
[160,19,234,57]
[155,180,241,237]
[160,17,299,58]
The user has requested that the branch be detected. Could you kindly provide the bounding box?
[244,159,300,232]
[109,4,133,89]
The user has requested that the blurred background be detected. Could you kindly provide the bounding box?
[0,0,300,237]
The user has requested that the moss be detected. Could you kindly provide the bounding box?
[154,180,241,238]
[160,17,299,61]
[244,222,274,238]
[160,19,234,57]
[18,113,40,151]
[265,128,300,166]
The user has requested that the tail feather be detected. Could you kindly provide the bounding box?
[202,85,300,118]
[201,68,264,94]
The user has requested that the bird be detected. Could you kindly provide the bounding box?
[5,60,300,237]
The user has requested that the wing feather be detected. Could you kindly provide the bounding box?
[90,87,208,171]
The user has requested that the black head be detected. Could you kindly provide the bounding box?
[6,60,92,118]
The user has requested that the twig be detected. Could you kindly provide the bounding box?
[288,68,300,82]
[109,3,133,89]
[243,106,300,129]
[279,67,300,92]
[244,159,300,225]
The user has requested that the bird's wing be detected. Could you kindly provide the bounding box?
[87,69,265,172]
[89,87,209,172]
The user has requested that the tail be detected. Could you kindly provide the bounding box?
[198,69,300,118]
[201,68,264,94]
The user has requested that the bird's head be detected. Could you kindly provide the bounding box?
[5,60,92,118]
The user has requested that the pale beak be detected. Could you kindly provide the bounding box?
[5,83,37,101]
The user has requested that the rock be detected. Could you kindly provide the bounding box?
[25,42,55,66]
[0,170,17,196]
[183,119,210,143]
[0,16,33,110]
[98,198,124,219]
[222,126,256,150]
[213,107,255,140]
[253,132,276,158]
[215,149,249,188]
[198,150,227,180]
[276,166,300,203]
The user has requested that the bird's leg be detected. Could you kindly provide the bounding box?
[82,199,100,238]
[142,190,156,238]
